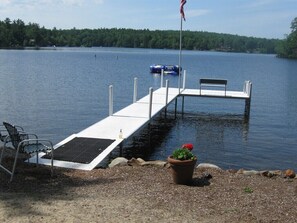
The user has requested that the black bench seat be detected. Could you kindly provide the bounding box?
[199,78,227,96]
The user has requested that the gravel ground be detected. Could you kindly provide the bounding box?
[0,153,297,223]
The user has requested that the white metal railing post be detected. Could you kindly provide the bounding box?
[244,80,251,95]
[160,69,164,88]
[149,87,153,119]
[109,85,113,116]
[165,80,169,105]
[182,70,186,90]
[133,77,138,103]
[248,81,252,97]
[243,81,248,93]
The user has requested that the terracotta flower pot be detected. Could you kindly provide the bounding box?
[167,156,197,185]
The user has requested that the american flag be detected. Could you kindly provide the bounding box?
[180,0,187,21]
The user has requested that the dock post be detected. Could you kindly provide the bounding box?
[182,96,184,114]
[165,80,169,105]
[244,98,251,119]
[109,85,113,116]
[174,98,177,119]
[244,81,252,120]
[182,70,186,90]
[165,80,169,116]
[161,69,164,88]
[133,77,138,103]
[149,87,153,119]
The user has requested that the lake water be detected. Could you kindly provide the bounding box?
[1,47,297,171]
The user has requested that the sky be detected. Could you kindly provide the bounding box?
[0,0,296,39]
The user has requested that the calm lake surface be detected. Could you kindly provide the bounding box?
[1,47,297,170]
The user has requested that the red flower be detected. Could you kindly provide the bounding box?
[182,143,193,151]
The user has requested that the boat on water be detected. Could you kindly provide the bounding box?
[149,64,181,75]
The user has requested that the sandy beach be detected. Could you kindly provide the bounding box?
[0,152,296,223]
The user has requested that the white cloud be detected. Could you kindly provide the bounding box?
[62,0,84,6]
[93,0,103,4]
[62,0,104,6]
[0,0,11,6]
[246,0,278,8]
[1,0,103,8]
[186,9,210,18]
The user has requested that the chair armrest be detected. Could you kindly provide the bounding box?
[17,132,38,141]
[17,139,54,156]
[18,139,53,149]
[20,133,38,139]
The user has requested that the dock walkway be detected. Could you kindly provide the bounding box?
[34,87,181,170]
[34,79,252,170]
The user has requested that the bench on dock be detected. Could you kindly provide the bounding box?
[199,78,227,96]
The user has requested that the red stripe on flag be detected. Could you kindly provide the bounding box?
[180,0,187,21]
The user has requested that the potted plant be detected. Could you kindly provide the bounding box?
[167,143,197,185]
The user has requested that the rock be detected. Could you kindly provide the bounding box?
[127,158,167,167]
[202,172,213,179]
[261,171,274,178]
[284,169,296,178]
[140,160,167,167]
[227,169,238,174]
[261,170,283,178]
[136,158,145,163]
[197,163,221,170]
[108,157,128,168]
[271,170,283,176]
[110,157,167,168]
[127,158,143,166]
[237,169,260,176]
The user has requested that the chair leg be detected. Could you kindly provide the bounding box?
[0,146,5,164]
[0,146,9,175]
[36,151,39,165]
[50,148,54,177]
[10,150,20,182]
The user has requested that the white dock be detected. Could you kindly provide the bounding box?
[33,78,252,170]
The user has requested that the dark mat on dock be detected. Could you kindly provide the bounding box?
[42,137,115,164]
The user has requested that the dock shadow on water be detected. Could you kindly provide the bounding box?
[102,110,250,170]
[110,112,178,162]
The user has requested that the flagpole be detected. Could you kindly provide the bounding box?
[178,0,186,93]
[178,16,183,93]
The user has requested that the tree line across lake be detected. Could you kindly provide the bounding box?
[0,17,296,59]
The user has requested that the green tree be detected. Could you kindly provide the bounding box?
[277,17,297,59]
[0,17,282,54]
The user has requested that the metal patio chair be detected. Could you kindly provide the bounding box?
[0,122,54,182]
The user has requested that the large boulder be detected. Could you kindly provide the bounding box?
[197,163,222,170]
[108,157,128,168]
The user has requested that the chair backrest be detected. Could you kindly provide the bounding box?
[3,122,24,149]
